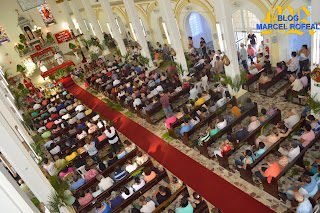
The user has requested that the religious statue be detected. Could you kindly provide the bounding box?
[24,26,35,40]
[37,60,48,73]
[54,52,64,65]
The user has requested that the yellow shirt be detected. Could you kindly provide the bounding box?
[231,106,241,118]
[65,152,77,161]
[195,97,205,106]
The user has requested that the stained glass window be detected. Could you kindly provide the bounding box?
[0,24,10,45]
[189,13,203,37]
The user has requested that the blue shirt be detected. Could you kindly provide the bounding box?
[180,123,194,135]
[297,198,313,213]
[114,169,127,182]
[70,178,85,191]
[62,91,68,95]
[95,203,111,213]
[253,147,266,161]
[77,123,86,129]
[110,196,123,208]
[135,67,142,73]
[176,202,194,213]
[44,140,54,149]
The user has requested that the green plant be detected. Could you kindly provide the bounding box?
[124,111,133,118]
[138,55,150,68]
[121,52,132,64]
[34,29,42,37]
[172,62,187,79]
[223,71,247,94]
[49,74,56,81]
[79,73,84,82]
[47,175,69,213]
[129,167,144,178]
[46,33,54,43]
[80,39,88,47]
[55,69,65,78]
[115,48,122,57]
[30,141,45,160]
[161,132,174,145]
[65,67,73,75]
[17,44,27,54]
[308,95,320,114]
[68,43,77,50]
[17,83,24,90]
[19,34,27,44]
[16,64,26,73]
[90,53,98,61]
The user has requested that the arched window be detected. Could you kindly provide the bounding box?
[189,13,203,37]
[232,9,260,32]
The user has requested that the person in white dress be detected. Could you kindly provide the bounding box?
[54,52,64,65]
[201,74,208,91]
[37,60,48,72]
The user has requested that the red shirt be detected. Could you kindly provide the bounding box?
[42,100,47,106]
[46,121,54,129]
[255,63,262,71]
[51,114,58,120]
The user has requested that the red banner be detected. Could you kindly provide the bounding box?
[54,30,72,44]
[41,60,75,79]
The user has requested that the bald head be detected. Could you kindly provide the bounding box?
[294,193,304,202]
[250,116,257,122]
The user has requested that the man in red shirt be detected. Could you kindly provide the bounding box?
[46,121,54,129]
[159,91,173,118]
[254,155,281,184]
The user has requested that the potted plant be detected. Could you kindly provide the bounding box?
[90,53,98,61]
[172,61,188,80]
[19,34,27,46]
[138,55,150,68]
[49,74,56,82]
[16,64,26,75]
[46,33,54,43]
[34,29,43,38]
[68,43,77,52]
[17,44,26,54]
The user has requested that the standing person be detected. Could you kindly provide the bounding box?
[188,36,194,48]
[214,56,224,74]
[84,136,100,162]
[42,158,58,176]
[258,40,269,56]
[104,125,121,154]
[297,45,310,73]
[200,37,206,55]
[240,43,248,70]
[159,91,173,118]
[247,33,257,49]
[287,51,300,77]
[247,44,256,62]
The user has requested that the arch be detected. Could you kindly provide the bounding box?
[175,0,217,51]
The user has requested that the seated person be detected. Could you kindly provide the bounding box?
[227,104,241,118]
[139,196,156,213]
[293,124,315,148]
[290,193,313,213]
[176,197,193,213]
[225,108,235,124]
[298,72,309,88]
[249,63,259,75]
[125,159,138,173]
[190,192,205,210]
[307,115,320,134]
[78,190,93,206]
[215,116,227,130]
[258,108,269,123]
[84,164,99,181]
[240,98,254,113]
[255,72,271,91]
[153,186,172,205]
[113,165,127,182]
[285,174,319,200]
[199,107,209,120]
[234,150,253,171]
[275,62,284,76]
[59,167,74,180]
[248,116,260,132]
[252,142,266,161]
[107,153,118,166]
[109,191,123,209]
[132,177,145,192]
[284,76,303,100]
[273,151,289,170]
[70,175,86,191]
[124,140,136,153]
[175,118,194,136]
[197,123,218,146]
[190,114,201,126]
[96,174,114,191]
[195,93,205,106]
[213,139,234,158]
[76,120,86,129]
[267,103,277,117]
[254,155,281,185]
[91,185,103,198]
[208,99,218,113]
[136,151,149,166]
[49,144,61,155]
[143,167,156,183]
[120,186,134,200]
[284,109,300,129]
[232,124,249,142]
[278,141,300,162]
[95,201,111,213]
[256,127,291,149]
[167,176,183,193]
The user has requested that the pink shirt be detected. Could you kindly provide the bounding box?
[84,169,98,181]
[59,168,73,179]
[248,120,261,132]
[301,131,315,147]
[275,67,284,75]
[300,76,308,88]
[78,193,93,206]
[166,116,177,128]
[247,48,256,56]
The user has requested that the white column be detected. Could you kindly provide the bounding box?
[69,0,90,40]
[100,0,127,55]
[80,0,105,44]
[0,163,39,213]
[211,0,240,78]
[157,0,187,71]
[123,0,153,67]
[60,0,77,35]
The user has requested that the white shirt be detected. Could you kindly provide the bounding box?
[216,97,227,108]
[113,79,120,86]
[249,68,259,75]
[216,119,227,130]
[156,85,163,92]
[69,117,77,125]
[59,109,67,115]
[38,126,46,133]
[121,187,134,199]
[189,88,197,100]
[62,114,71,120]
[50,146,61,155]
[292,79,303,92]
[132,179,146,191]
[76,112,86,120]
[140,200,156,213]
[97,120,107,129]
[48,107,57,113]
[92,114,100,121]
[98,177,114,191]
[104,127,119,144]
[75,105,85,112]
[43,162,57,176]
[288,146,300,162]
[284,114,300,129]
[210,55,217,67]
[133,98,142,110]
[125,163,138,173]
[54,119,62,125]
[33,103,41,110]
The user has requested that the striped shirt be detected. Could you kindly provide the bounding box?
[114,169,127,182]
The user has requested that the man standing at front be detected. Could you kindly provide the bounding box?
[240,43,248,70]
[160,91,173,118]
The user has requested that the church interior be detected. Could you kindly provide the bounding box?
[1,0,320,213]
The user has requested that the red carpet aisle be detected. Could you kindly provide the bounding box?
[62,77,274,213]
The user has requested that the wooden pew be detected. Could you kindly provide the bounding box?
[198,102,258,158]
[152,185,189,213]
[145,87,190,124]
[242,68,265,92]
[178,98,237,148]
[194,200,210,213]
[261,133,320,199]
[239,117,305,185]
[75,148,138,193]
[168,96,215,138]
[259,70,286,97]
[217,109,282,169]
